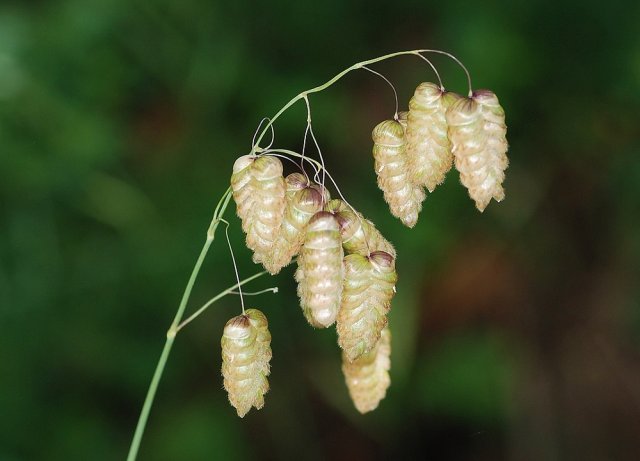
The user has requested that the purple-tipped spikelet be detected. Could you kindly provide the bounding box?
[221,309,272,417]
[342,326,391,413]
[446,90,508,212]
[324,199,395,257]
[406,83,462,193]
[268,173,326,273]
[295,211,344,328]
[372,120,425,227]
[230,155,286,272]
[337,251,397,361]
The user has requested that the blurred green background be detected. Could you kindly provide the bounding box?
[1,0,639,460]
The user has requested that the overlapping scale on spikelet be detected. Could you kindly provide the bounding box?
[342,327,391,413]
[295,211,343,328]
[446,90,508,212]
[397,111,409,130]
[406,83,462,192]
[230,155,286,272]
[337,251,397,361]
[245,309,272,376]
[268,174,326,273]
[324,199,395,257]
[221,309,271,417]
[372,120,425,228]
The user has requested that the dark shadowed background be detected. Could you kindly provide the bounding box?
[1,0,639,460]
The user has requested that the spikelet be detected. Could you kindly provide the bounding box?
[295,211,344,328]
[325,199,395,257]
[406,83,462,192]
[446,90,508,212]
[342,327,391,413]
[221,309,271,417]
[230,155,286,272]
[337,251,397,361]
[268,174,325,273]
[372,120,425,228]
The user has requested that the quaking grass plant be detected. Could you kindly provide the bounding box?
[127,49,509,460]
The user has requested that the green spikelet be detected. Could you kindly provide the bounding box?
[446,90,508,212]
[372,120,425,228]
[342,327,391,414]
[324,199,395,257]
[337,251,397,361]
[295,211,343,328]
[230,155,286,272]
[406,83,462,192]
[221,309,272,417]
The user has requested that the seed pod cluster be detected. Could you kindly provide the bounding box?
[372,83,507,222]
[223,68,508,417]
[231,157,329,274]
[221,309,272,418]
[405,82,462,193]
[372,120,425,228]
[342,326,391,414]
[446,90,508,212]
[337,252,397,361]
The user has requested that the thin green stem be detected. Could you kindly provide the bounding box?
[250,49,469,151]
[250,50,411,151]
[127,188,233,461]
[176,271,268,332]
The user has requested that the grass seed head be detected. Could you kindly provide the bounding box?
[337,252,397,361]
[221,310,272,417]
[406,82,462,192]
[230,155,286,273]
[371,120,425,228]
[446,90,508,212]
[295,211,344,328]
[342,326,392,413]
[325,199,396,257]
[268,174,326,273]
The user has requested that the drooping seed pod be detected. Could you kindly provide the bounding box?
[325,199,395,257]
[230,155,286,272]
[342,326,391,414]
[337,251,397,362]
[267,174,325,273]
[446,90,508,212]
[372,120,425,228]
[295,211,344,328]
[221,309,272,418]
[406,83,462,193]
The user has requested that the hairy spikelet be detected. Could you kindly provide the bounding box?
[325,199,395,257]
[446,90,508,212]
[342,327,391,413]
[337,252,397,361]
[230,155,286,272]
[295,211,343,328]
[406,83,462,192]
[221,309,271,417]
[372,120,425,228]
[268,174,325,273]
